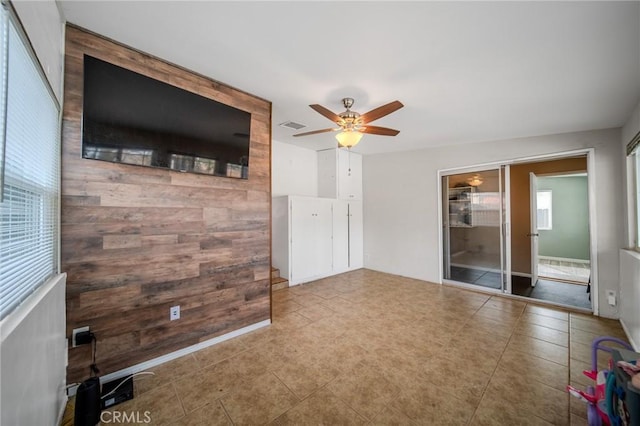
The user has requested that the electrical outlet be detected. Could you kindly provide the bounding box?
[607,290,616,306]
[170,305,180,321]
[72,326,89,348]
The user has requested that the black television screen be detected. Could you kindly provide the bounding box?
[82,55,251,179]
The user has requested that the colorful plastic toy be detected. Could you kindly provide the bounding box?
[567,336,633,425]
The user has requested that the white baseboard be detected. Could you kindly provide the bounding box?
[512,271,532,278]
[57,394,68,426]
[450,263,501,274]
[620,318,639,352]
[69,319,271,396]
[538,255,590,264]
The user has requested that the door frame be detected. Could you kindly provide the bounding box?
[437,148,599,314]
[529,172,539,287]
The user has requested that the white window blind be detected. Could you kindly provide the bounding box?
[0,5,60,320]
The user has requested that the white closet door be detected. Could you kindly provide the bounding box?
[349,201,364,269]
[290,198,319,282]
[315,199,334,277]
[332,200,349,273]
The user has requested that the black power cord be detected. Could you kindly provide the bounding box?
[76,330,100,376]
[89,333,100,377]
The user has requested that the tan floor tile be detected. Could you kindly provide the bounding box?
[172,401,232,426]
[270,311,312,331]
[569,339,614,369]
[318,295,354,313]
[570,393,591,419]
[422,357,493,406]
[173,362,241,413]
[272,298,303,316]
[520,312,569,332]
[474,305,523,322]
[508,333,569,366]
[368,405,416,425]
[470,397,554,425]
[440,337,502,375]
[273,387,366,425]
[234,325,285,350]
[102,382,184,426]
[295,303,335,322]
[515,321,569,347]
[483,296,527,313]
[221,372,299,425]
[485,370,569,425]
[460,315,516,340]
[272,349,342,399]
[133,354,200,396]
[292,293,327,307]
[570,359,597,388]
[453,324,511,354]
[569,327,605,346]
[525,304,569,320]
[59,269,630,425]
[326,362,402,420]
[193,337,247,368]
[570,313,627,337]
[571,413,589,426]
[390,383,476,425]
[498,347,569,391]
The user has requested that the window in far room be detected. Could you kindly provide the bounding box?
[537,189,553,230]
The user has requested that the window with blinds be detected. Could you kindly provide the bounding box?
[627,130,640,251]
[0,4,60,320]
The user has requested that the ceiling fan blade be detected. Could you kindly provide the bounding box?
[293,128,338,137]
[309,104,344,124]
[361,125,400,136]
[359,100,404,124]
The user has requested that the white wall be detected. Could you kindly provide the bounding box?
[0,3,67,425]
[272,140,318,197]
[620,99,640,347]
[12,0,64,102]
[1,274,68,426]
[363,128,623,318]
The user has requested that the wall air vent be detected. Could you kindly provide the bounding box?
[279,121,306,130]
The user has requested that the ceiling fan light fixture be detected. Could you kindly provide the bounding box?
[336,131,363,148]
[467,174,483,187]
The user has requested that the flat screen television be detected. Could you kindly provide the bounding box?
[82,55,251,179]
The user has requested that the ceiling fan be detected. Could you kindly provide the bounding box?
[294,97,403,148]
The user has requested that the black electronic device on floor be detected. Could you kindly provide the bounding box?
[101,376,134,410]
[74,377,101,426]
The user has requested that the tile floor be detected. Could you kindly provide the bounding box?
[63,269,629,425]
[538,258,591,284]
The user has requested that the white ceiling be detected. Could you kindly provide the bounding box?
[59,1,640,155]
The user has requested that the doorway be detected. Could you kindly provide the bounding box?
[512,169,591,309]
[439,151,595,312]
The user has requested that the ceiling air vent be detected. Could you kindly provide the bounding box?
[279,121,306,130]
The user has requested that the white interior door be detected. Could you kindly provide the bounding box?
[529,172,539,287]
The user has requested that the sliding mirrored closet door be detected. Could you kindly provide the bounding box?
[442,166,510,292]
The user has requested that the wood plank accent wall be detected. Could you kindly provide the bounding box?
[62,26,272,382]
